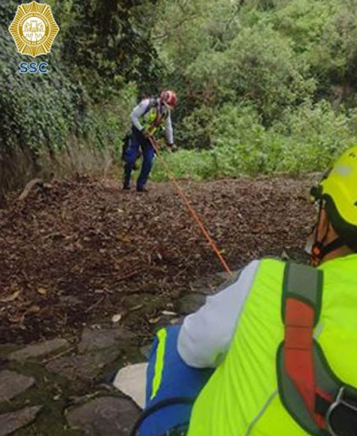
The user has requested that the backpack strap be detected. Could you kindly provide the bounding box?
[142,98,159,115]
[277,261,357,436]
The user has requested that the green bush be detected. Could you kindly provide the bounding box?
[152,100,357,181]
[186,25,316,125]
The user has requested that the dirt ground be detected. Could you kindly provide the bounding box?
[0,175,317,345]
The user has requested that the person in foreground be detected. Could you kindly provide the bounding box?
[123,90,177,193]
[135,146,357,436]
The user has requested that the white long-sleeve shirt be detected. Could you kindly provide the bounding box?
[130,98,174,145]
[178,260,261,368]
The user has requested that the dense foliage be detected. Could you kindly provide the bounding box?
[1,0,357,189]
[151,0,357,180]
[0,0,150,189]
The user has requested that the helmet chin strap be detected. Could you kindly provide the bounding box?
[311,201,346,266]
[311,237,346,266]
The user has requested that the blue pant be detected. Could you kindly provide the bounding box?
[124,128,155,189]
[139,326,213,436]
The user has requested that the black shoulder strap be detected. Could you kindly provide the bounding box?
[142,98,158,116]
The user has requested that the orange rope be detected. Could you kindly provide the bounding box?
[148,136,233,277]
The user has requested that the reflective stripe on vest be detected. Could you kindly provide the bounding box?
[187,255,357,436]
[151,328,168,400]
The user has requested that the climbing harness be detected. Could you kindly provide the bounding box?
[147,135,233,277]
[278,262,357,436]
[141,100,168,139]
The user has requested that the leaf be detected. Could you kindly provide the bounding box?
[112,314,122,323]
[119,235,131,244]
[1,290,21,303]
[162,311,177,316]
[26,305,41,315]
[37,288,47,295]
[8,314,25,324]
[149,316,161,324]
[128,304,144,313]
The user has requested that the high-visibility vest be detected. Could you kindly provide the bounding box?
[141,101,168,137]
[187,255,357,436]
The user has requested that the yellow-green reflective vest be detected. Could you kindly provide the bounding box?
[142,106,167,138]
[187,255,357,436]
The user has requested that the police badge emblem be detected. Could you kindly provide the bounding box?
[9,1,59,58]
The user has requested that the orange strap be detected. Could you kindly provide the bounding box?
[148,136,233,277]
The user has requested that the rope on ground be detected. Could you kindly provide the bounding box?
[148,136,233,277]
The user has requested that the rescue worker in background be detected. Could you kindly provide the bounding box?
[123,90,177,192]
[140,146,357,436]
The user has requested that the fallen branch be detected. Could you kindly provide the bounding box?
[43,346,76,364]
[18,178,44,201]
[115,268,146,283]
[85,296,105,314]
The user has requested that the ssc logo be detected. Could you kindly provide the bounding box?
[19,62,48,74]
[9,1,59,58]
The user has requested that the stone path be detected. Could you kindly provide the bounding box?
[0,272,232,436]
[0,371,35,402]
[66,397,140,436]
[0,325,144,436]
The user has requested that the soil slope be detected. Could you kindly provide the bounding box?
[0,176,315,345]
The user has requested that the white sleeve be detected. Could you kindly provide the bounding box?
[130,100,151,132]
[178,260,261,368]
[165,113,174,144]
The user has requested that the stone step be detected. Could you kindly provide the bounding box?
[0,370,35,403]
[0,406,42,436]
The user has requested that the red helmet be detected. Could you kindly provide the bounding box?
[160,90,177,108]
